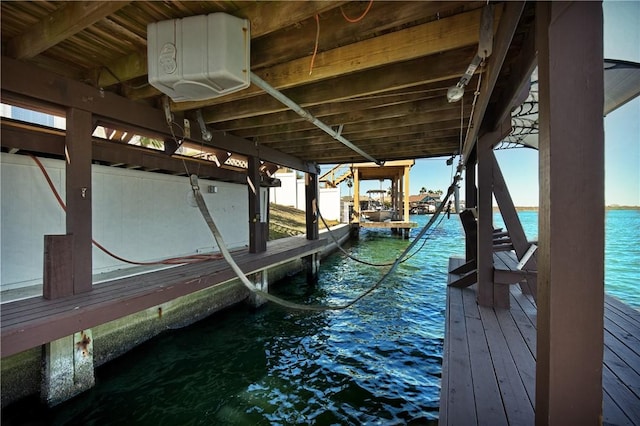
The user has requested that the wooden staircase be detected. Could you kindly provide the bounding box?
[319,164,352,188]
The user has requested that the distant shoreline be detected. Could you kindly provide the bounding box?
[491,206,640,211]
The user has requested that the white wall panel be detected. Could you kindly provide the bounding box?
[1,153,249,290]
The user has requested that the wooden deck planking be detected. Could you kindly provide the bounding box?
[494,307,536,405]
[603,389,635,426]
[478,303,534,426]
[441,258,477,425]
[442,257,640,425]
[1,237,326,358]
[462,288,508,426]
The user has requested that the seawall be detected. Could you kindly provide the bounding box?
[1,224,353,408]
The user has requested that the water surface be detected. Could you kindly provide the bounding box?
[3,210,638,424]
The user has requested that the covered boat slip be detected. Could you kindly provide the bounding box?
[1,0,640,420]
[1,236,326,359]
[441,258,640,425]
[350,160,417,237]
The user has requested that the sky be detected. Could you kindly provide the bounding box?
[331,1,640,207]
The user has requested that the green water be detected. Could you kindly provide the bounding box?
[2,210,638,425]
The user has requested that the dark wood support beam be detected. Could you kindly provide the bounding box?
[491,151,530,258]
[476,132,496,307]
[305,172,319,241]
[464,146,477,261]
[248,156,266,253]
[0,57,314,173]
[0,119,246,184]
[304,171,320,283]
[476,120,512,308]
[462,2,525,164]
[494,5,538,128]
[65,108,93,294]
[535,2,605,424]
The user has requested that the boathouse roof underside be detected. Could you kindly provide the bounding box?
[1,2,638,169]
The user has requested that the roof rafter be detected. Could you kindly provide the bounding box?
[231,96,461,139]
[174,6,503,112]
[7,1,131,59]
[221,84,478,134]
[201,48,478,123]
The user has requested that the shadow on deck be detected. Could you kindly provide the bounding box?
[441,257,640,425]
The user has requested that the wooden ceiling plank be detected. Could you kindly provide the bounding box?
[253,108,465,144]
[174,6,502,112]
[236,1,348,39]
[96,50,149,88]
[7,1,131,59]
[201,47,477,123]
[232,96,458,139]
[217,90,441,133]
[347,120,465,141]
[267,131,461,154]
[96,1,347,87]
[221,86,476,135]
[461,2,525,164]
[250,1,479,69]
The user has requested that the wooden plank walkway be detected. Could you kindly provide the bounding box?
[440,257,640,425]
[358,221,418,229]
[1,237,325,358]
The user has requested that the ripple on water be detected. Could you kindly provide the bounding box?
[10,212,634,424]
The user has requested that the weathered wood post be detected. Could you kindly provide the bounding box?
[304,170,320,283]
[535,2,605,424]
[476,131,497,307]
[465,146,477,262]
[247,270,269,308]
[42,108,95,405]
[248,156,267,254]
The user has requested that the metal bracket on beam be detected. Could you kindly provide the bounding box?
[478,5,494,59]
[195,110,212,142]
[183,118,191,139]
[162,96,172,125]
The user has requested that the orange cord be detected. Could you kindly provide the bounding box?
[29,154,222,266]
[341,0,374,23]
[309,14,320,75]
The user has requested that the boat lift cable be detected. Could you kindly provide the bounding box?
[317,194,451,268]
[317,212,399,267]
[189,173,461,312]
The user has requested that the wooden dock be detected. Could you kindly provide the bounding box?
[357,221,417,229]
[1,237,325,358]
[441,257,640,425]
